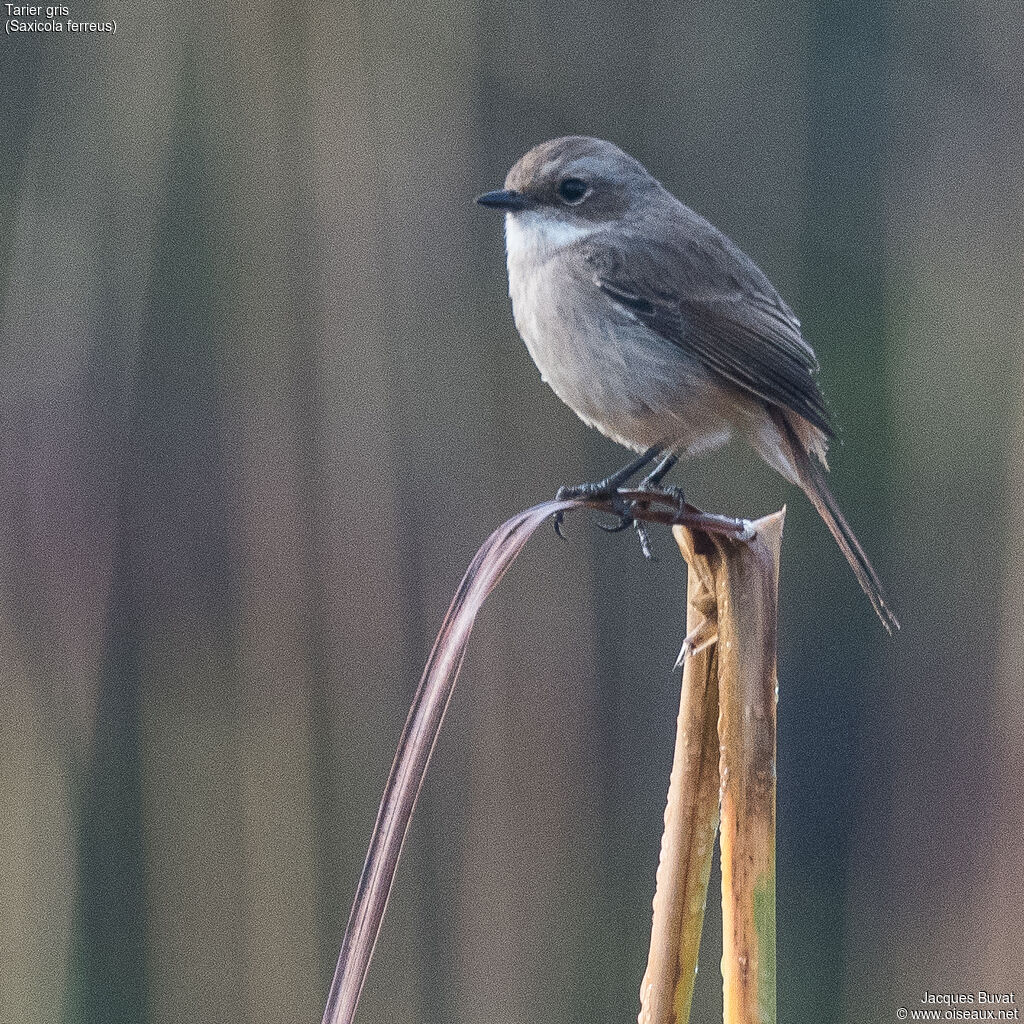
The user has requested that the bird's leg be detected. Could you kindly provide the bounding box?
[638,452,686,513]
[618,453,683,561]
[639,453,678,491]
[553,445,662,539]
[556,444,663,500]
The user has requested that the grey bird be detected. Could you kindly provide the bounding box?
[476,135,898,631]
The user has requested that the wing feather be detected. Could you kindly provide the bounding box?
[584,232,835,438]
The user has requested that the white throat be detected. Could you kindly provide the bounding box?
[504,210,594,265]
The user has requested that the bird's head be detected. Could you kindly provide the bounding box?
[476,136,661,237]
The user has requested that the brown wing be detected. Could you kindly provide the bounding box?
[584,229,835,438]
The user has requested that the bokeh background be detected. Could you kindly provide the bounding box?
[2,2,1022,1022]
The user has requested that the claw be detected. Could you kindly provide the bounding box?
[597,514,633,534]
[552,508,568,541]
[635,520,656,561]
[662,484,686,510]
[596,493,637,534]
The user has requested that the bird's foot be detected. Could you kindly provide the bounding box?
[551,446,663,541]
[634,483,686,519]
[553,481,686,562]
[607,451,684,559]
[553,481,633,540]
[619,484,686,561]
[551,469,687,562]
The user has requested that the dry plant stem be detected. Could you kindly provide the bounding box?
[638,534,722,1024]
[322,496,753,1024]
[592,489,754,538]
[707,512,783,1024]
[639,512,783,1024]
[321,501,557,1024]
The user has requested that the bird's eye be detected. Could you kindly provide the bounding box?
[558,177,590,205]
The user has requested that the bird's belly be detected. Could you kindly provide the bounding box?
[510,265,742,455]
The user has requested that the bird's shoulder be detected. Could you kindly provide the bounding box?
[579,203,794,324]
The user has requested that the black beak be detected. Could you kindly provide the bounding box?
[475,188,532,212]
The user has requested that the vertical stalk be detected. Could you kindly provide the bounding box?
[640,512,783,1024]
[709,512,783,1024]
[638,532,721,1024]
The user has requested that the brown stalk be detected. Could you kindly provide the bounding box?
[711,511,782,1024]
[640,513,783,1024]
[638,530,722,1024]
[321,495,750,1024]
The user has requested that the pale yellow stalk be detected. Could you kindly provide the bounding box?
[639,512,783,1024]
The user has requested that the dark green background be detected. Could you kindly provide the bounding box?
[2,2,1022,1022]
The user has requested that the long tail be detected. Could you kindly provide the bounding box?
[773,410,900,632]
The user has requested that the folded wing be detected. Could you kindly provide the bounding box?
[584,234,835,438]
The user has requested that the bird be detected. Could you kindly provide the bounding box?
[476,135,899,631]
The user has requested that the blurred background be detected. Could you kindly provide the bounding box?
[2,1,1022,1022]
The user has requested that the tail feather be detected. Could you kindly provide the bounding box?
[773,411,900,632]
